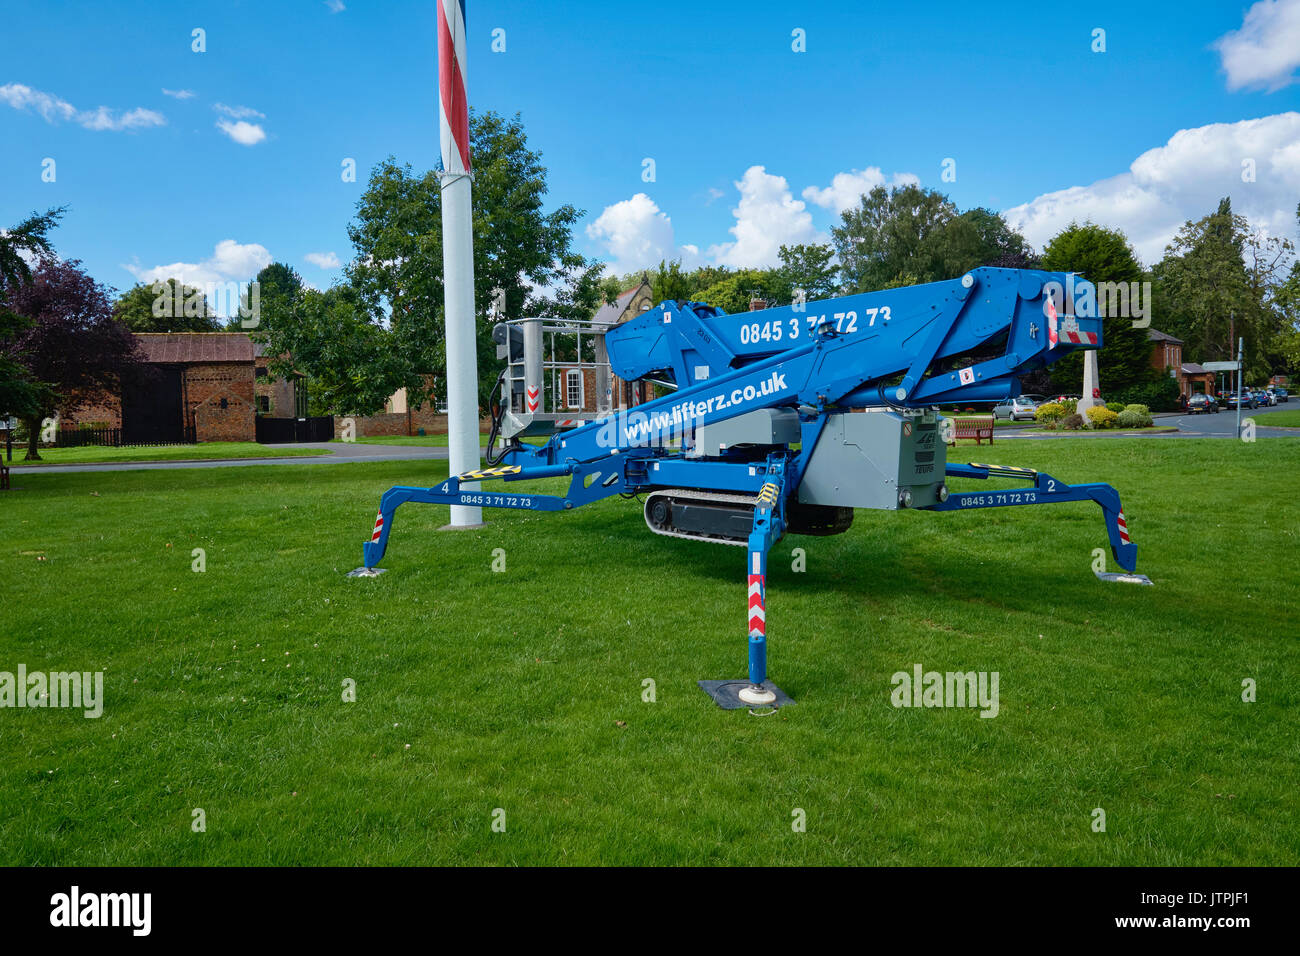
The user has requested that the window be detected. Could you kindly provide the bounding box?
[566,369,583,409]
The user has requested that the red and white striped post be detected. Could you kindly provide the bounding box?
[438,0,483,527]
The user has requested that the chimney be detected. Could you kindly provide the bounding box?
[748,298,768,312]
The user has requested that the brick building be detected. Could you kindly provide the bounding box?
[554,278,655,416]
[1146,328,1213,398]
[254,343,299,418]
[330,377,463,439]
[68,333,258,442]
[66,333,471,443]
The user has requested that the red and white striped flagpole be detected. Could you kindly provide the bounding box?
[437,0,483,527]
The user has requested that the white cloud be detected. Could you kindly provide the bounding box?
[324,0,346,12]
[216,118,267,146]
[706,166,823,268]
[214,103,265,120]
[304,251,342,269]
[1214,0,1300,92]
[802,167,920,215]
[212,104,267,145]
[78,106,167,131]
[125,239,273,295]
[1003,112,1300,265]
[586,193,698,275]
[0,82,164,131]
[162,88,195,100]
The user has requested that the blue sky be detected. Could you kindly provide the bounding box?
[3,0,1299,306]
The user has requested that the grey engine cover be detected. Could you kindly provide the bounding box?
[797,411,945,510]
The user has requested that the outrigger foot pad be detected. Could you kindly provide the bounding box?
[347,567,387,578]
[1095,570,1153,586]
[699,680,794,710]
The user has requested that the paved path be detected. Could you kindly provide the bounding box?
[8,408,1297,475]
[998,407,1298,440]
[5,441,477,476]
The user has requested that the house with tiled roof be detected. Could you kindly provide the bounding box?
[66,332,317,443]
[65,333,261,442]
[1146,328,1213,398]
[555,277,655,415]
[66,332,444,444]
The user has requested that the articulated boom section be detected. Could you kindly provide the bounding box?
[358,267,1149,708]
[604,266,1099,406]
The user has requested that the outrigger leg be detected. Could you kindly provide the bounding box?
[931,462,1153,585]
[699,459,795,709]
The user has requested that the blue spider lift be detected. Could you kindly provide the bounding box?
[354,267,1151,708]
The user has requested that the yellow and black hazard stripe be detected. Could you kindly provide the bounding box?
[969,462,1038,480]
[457,465,523,481]
[755,482,781,507]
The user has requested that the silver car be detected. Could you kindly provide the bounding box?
[993,394,1044,421]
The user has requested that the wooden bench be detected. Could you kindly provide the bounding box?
[949,415,994,446]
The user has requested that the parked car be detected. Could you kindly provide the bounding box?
[1186,393,1216,414]
[1222,391,1254,410]
[1258,389,1278,406]
[1274,387,1290,403]
[993,395,1042,421]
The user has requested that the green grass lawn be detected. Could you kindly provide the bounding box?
[5,442,327,467]
[1255,408,1300,428]
[1,438,1297,865]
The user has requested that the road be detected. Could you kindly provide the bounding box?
[1000,406,1298,440]
[6,407,1297,475]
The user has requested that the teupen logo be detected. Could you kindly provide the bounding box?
[50,886,151,936]
[890,664,999,718]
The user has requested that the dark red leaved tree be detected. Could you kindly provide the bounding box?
[5,257,141,460]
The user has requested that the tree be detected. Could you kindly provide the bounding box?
[345,110,592,412]
[0,207,66,422]
[112,279,221,332]
[832,187,1040,294]
[1040,222,1154,396]
[257,285,405,416]
[693,269,793,315]
[229,262,305,332]
[0,309,48,425]
[0,207,65,297]
[778,243,839,301]
[5,258,140,460]
[832,184,959,292]
[937,208,1039,272]
[1273,204,1300,374]
[1153,197,1276,378]
[648,260,692,303]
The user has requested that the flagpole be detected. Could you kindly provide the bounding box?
[437,0,483,527]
